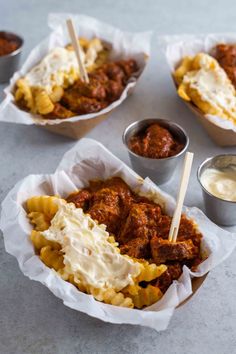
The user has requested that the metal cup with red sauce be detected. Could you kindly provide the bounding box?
[0,31,23,83]
[123,118,189,184]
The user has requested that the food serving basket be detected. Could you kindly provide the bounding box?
[1,138,235,331]
[162,33,236,146]
[0,13,151,139]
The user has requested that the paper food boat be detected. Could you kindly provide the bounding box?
[1,138,235,331]
[0,13,151,139]
[162,33,236,146]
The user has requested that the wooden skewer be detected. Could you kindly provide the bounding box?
[168,152,194,243]
[66,18,89,84]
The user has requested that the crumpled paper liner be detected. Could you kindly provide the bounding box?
[160,33,236,146]
[0,13,151,138]
[1,138,236,331]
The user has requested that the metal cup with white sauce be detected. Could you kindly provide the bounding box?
[197,154,236,226]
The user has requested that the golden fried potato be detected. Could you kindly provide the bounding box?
[174,56,193,84]
[174,52,236,123]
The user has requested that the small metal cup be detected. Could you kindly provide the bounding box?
[0,31,23,84]
[122,118,189,185]
[197,154,236,226]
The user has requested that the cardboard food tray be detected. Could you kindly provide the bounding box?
[40,87,134,140]
[162,33,236,147]
[1,138,235,331]
[185,102,236,147]
[172,77,236,146]
[41,112,109,139]
[178,273,208,308]
[0,13,151,140]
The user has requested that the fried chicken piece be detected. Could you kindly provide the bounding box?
[99,177,133,201]
[190,257,203,272]
[152,262,182,293]
[91,64,125,101]
[87,178,137,234]
[73,77,107,100]
[62,95,108,114]
[215,44,236,65]
[176,215,202,248]
[89,177,134,218]
[66,189,92,211]
[120,237,150,259]
[155,215,172,239]
[44,103,75,119]
[117,59,138,78]
[118,202,162,244]
[150,237,198,264]
[95,59,138,85]
[101,62,126,84]
[215,44,236,88]
[150,214,202,249]
[105,79,124,102]
[89,70,109,84]
[88,188,121,235]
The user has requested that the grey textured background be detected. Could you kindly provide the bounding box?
[1,1,236,353]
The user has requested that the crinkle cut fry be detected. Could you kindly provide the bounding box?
[67,275,134,308]
[15,78,34,111]
[125,284,163,309]
[28,212,50,231]
[27,196,61,219]
[137,262,167,282]
[40,245,64,271]
[34,89,54,115]
[30,230,61,251]
[27,196,62,231]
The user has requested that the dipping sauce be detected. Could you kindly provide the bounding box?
[0,34,19,56]
[128,123,183,159]
[201,166,236,202]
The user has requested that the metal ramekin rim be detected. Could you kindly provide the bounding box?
[0,31,24,59]
[122,118,189,162]
[197,154,236,204]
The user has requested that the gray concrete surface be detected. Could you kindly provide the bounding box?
[1,1,236,353]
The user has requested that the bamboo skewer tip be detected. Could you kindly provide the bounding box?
[168,152,194,243]
[66,18,89,84]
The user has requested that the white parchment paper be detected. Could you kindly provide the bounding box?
[0,13,151,126]
[160,33,236,132]
[1,138,236,331]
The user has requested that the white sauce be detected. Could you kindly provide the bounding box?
[85,39,103,67]
[201,167,236,202]
[42,202,141,291]
[25,42,102,93]
[25,47,79,93]
[183,54,236,120]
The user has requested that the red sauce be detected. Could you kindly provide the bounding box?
[0,36,19,56]
[128,123,184,159]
